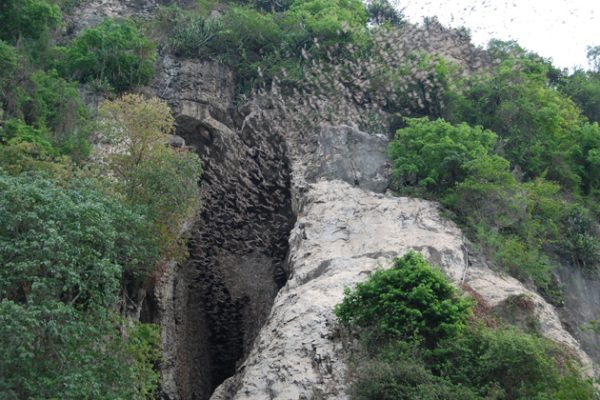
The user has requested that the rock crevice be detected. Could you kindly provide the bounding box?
[151,59,296,400]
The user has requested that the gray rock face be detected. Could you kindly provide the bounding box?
[155,56,235,133]
[151,59,295,400]
[557,266,600,362]
[65,0,158,33]
[210,181,593,400]
[292,125,391,193]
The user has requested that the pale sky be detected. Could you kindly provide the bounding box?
[400,0,599,70]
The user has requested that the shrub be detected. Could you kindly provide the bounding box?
[335,252,472,346]
[98,94,203,259]
[0,118,56,154]
[0,173,159,306]
[214,5,285,78]
[561,205,600,268]
[288,0,367,47]
[388,117,599,300]
[448,55,586,191]
[1,68,90,158]
[0,40,17,95]
[127,322,161,399]
[559,69,600,124]
[0,119,73,177]
[570,122,600,196]
[365,0,404,26]
[430,325,595,400]
[336,252,594,400]
[353,346,480,400]
[0,173,161,398]
[62,19,156,92]
[443,155,521,227]
[169,14,223,58]
[388,118,497,192]
[0,141,71,177]
[1,300,127,399]
[0,0,62,43]
[27,70,90,157]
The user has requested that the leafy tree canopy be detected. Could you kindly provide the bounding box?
[62,19,157,92]
[335,252,472,346]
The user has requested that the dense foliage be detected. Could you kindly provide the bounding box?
[159,0,369,91]
[0,0,61,43]
[388,118,497,193]
[0,95,201,397]
[0,3,199,395]
[2,0,600,397]
[61,19,157,92]
[388,43,600,302]
[336,253,595,400]
[336,252,472,346]
[98,94,203,260]
[0,174,160,399]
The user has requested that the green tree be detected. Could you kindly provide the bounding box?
[443,155,520,228]
[0,0,61,43]
[388,118,497,193]
[587,45,600,72]
[335,252,472,346]
[0,41,17,98]
[27,70,90,157]
[559,70,600,124]
[449,55,585,191]
[365,0,403,26]
[0,173,160,399]
[0,118,73,177]
[62,19,157,92]
[98,94,203,259]
[430,325,595,400]
[0,174,158,306]
[288,0,367,46]
[335,251,594,400]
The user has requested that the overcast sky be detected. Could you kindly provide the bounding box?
[399,0,598,70]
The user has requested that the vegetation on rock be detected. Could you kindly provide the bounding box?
[336,253,595,400]
[0,3,200,396]
[336,252,472,347]
[1,0,599,397]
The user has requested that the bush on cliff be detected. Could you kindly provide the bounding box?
[335,252,472,347]
[336,253,595,400]
[61,19,156,92]
[98,94,203,260]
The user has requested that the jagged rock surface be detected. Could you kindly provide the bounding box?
[63,2,598,399]
[65,0,157,33]
[557,266,600,362]
[150,59,295,400]
[287,124,391,193]
[210,180,594,399]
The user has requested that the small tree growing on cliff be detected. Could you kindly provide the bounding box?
[99,94,203,260]
[335,252,472,347]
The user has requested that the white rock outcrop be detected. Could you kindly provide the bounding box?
[211,180,593,399]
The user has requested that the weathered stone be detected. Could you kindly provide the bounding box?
[167,134,186,148]
[151,58,296,400]
[154,56,235,131]
[64,0,159,33]
[292,125,391,193]
[557,266,600,363]
[211,181,594,399]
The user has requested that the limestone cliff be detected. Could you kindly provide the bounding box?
[64,2,599,399]
[208,135,595,399]
[147,34,597,400]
